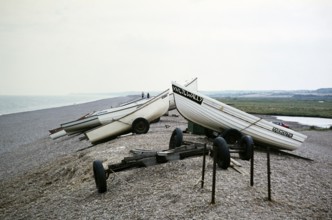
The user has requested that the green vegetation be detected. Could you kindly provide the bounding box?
[215,97,332,118]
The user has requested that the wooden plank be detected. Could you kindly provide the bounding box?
[230,163,249,175]
[230,158,242,167]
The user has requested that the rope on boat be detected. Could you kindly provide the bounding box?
[240,118,263,133]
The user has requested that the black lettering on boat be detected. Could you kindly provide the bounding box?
[272,127,293,138]
[172,85,203,105]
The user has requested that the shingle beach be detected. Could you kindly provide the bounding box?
[0,96,331,219]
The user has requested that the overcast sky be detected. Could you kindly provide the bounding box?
[1,0,331,95]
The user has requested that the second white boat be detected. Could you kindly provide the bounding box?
[85,89,170,144]
[172,82,307,151]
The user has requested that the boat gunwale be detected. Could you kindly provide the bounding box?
[61,116,99,128]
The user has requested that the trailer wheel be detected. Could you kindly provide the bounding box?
[93,160,107,193]
[213,137,230,169]
[239,135,254,160]
[222,128,242,144]
[132,118,150,134]
[169,128,183,149]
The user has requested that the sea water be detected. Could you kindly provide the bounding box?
[0,94,113,116]
[276,116,332,128]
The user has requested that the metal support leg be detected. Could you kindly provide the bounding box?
[211,145,217,204]
[267,147,272,201]
[201,144,206,188]
[250,144,255,186]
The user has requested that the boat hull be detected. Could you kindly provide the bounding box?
[49,129,67,139]
[169,77,198,111]
[61,100,147,133]
[172,82,307,151]
[85,90,169,144]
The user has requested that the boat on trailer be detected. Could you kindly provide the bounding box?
[49,79,194,139]
[172,82,307,151]
[61,98,148,133]
[85,89,169,144]
[49,98,149,139]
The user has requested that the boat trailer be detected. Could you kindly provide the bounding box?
[93,128,254,194]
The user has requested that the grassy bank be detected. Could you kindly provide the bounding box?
[215,97,332,118]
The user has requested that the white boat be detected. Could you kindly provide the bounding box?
[85,89,170,144]
[172,82,307,151]
[61,98,148,133]
[49,98,149,139]
[169,77,198,111]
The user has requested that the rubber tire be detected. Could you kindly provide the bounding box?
[213,137,231,169]
[132,118,150,134]
[222,128,242,144]
[93,160,107,193]
[239,135,254,160]
[169,128,183,149]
